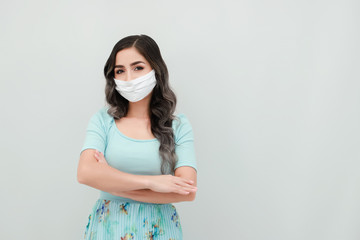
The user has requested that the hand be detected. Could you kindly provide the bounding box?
[148,175,197,195]
[94,150,108,165]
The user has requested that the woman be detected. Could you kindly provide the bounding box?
[77,34,198,240]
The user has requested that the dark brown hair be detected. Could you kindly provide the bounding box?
[103,34,178,175]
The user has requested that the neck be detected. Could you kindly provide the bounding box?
[126,94,152,119]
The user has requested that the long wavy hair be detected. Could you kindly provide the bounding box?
[103,34,178,175]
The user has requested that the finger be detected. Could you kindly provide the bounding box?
[175,184,196,194]
[94,155,103,162]
[94,153,106,163]
[182,186,197,192]
[176,188,190,195]
[181,178,194,185]
[95,150,104,157]
[99,153,106,161]
[95,152,105,161]
[176,181,196,188]
[176,183,197,191]
[175,177,194,185]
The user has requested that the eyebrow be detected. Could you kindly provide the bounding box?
[114,61,145,69]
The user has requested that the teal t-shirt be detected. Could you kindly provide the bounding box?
[80,106,197,203]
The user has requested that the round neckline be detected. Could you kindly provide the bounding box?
[112,118,158,142]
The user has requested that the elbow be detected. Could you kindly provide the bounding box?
[77,166,88,184]
[187,192,196,202]
[77,174,85,184]
[77,172,85,184]
[77,149,99,184]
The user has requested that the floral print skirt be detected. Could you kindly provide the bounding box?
[83,198,183,240]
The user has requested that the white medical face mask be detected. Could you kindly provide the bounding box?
[113,69,157,102]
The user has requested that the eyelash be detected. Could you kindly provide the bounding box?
[115,66,143,74]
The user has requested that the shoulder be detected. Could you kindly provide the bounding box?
[172,113,194,143]
[173,113,191,128]
[97,106,112,119]
[89,106,113,129]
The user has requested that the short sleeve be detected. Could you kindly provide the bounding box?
[80,108,108,155]
[173,114,198,172]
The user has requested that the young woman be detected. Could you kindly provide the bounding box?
[77,34,198,240]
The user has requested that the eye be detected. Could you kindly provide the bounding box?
[115,69,124,74]
[134,66,144,71]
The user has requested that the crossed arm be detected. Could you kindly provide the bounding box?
[78,149,197,204]
[110,170,196,204]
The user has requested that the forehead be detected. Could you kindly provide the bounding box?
[115,47,147,65]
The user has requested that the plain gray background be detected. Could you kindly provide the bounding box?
[1,0,359,239]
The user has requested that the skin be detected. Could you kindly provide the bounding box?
[113,47,156,139]
[94,150,197,203]
[112,47,197,201]
[92,47,198,203]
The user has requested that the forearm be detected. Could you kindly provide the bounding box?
[111,189,196,204]
[78,161,150,192]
